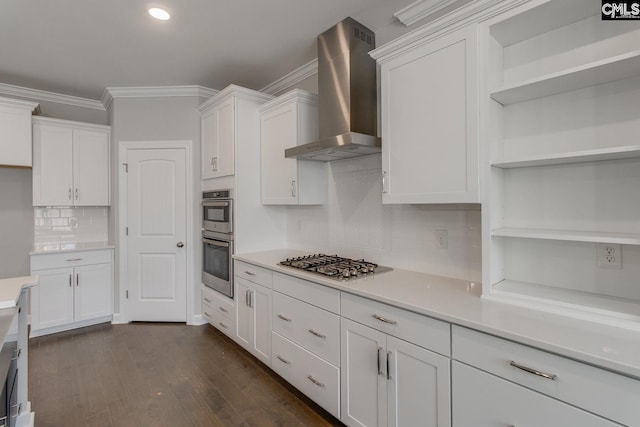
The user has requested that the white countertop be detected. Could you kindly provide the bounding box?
[0,276,38,309]
[30,241,114,255]
[235,249,640,380]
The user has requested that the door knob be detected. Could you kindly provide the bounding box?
[177,242,184,248]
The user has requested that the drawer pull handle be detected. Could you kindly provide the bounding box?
[218,306,228,313]
[308,329,326,339]
[307,375,325,388]
[204,312,212,317]
[510,361,557,381]
[244,271,256,276]
[218,322,228,329]
[204,298,212,303]
[372,314,397,325]
[277,314,292,322]
[11,348,21,361]
[66,258,83,262]
[276,355,291,365]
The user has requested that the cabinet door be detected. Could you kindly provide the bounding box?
[31,268,74,331]
[73,129,110,206]
[201,109,217,180]
[387,336,450,427]
[250,283,272,365]
[341,318,387,427]
[214,97,235,178]
[74,263,113,322]
[235,278,253,349]
[452,362,620,427]
[261,103,299,204]
[0,101,35,167]
[32,123,74,206]
[380,24,478,204]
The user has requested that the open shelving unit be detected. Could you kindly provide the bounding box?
[481,0,640,330]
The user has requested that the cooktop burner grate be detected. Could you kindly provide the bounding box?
[279,254,391,280]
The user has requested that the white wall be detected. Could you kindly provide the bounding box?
[286,155,482,282]
[109,95,203,315]
[0,167,34,278]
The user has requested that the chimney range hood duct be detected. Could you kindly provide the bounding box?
[284,17,380,161]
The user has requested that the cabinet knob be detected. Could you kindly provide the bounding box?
[177,242,184,248]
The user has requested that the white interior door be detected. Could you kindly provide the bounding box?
[126,147,187,322]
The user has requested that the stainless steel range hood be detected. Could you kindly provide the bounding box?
[284,17,380,161]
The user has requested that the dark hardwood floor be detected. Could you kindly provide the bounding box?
[28,322,345,427]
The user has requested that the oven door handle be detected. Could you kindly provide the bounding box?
[202,201,230,207]
[203,238,230,247]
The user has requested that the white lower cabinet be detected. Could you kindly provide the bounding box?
[30,249,113,337]
[341,317,451,427]
[201,285,236,339]
[452,362,620,427]
[452,325,639,427]
[235,276,272,365]
[271,332,340,417]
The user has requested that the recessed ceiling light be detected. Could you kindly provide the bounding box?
[149,7,171,21]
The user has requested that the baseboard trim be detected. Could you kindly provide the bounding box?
[191,315,208,326]
[111,312,128,324]
[29,316,113,338]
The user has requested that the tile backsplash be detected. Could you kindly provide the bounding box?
[287,155,482,282]
[34,207,109,245]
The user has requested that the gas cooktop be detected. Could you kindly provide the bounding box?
[279,254,392,280]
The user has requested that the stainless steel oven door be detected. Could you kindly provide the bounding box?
[202,231,234,298]
[202,200,232,234]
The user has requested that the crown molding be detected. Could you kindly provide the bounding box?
[260,59,318,96]
[199,84,274,112]
[394,0,461,26]
[0,95,39,111]
[33,115,111,131]
[0,82,105,110]
[258,89,317,112]
[102,85,217,109]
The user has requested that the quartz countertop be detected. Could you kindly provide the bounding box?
[235,249,640,380]
[0,276,38,309]
[30,241,114,255]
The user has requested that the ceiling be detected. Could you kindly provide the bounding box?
[0,0,417,101]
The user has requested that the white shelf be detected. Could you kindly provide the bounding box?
[487,280,640,331]
[491,51,640,105]
[492,145,640,169]
[492,228,640,245]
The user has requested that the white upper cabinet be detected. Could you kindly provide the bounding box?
[201,95,235,179]
[371,24,479,204]
[259,89,326,205]
[200,85,272,180]
[0,96,39,167]
[32,117,110,206]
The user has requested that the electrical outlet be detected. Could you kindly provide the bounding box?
[597,243,622,269]
[435,229,448,250]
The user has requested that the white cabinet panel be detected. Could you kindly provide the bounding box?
[0,97,38,167]
[452,362,620,427]
[32,117,110,207]
[260,90,325,205]
[234,276,272,365]
[376,24,479,204]
[200,94,235,179]
[30,249,113,336]
[73,128,110,206]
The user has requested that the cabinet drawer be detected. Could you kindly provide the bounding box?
[31,249,113,271]
[202,286,235,322]
[452,326,639,426]
[234,260,272,288]
[202,303,235,339]
[271,332,340,419]
[273,291,340,366]
[341,292,450,357]
[273,272,340,314]
[452,361,620,427]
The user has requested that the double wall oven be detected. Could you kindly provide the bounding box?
[202,190,234,298]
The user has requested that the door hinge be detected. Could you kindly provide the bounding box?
[125,226,128,236]
[126,290,129,299]
[122,162,128,173]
